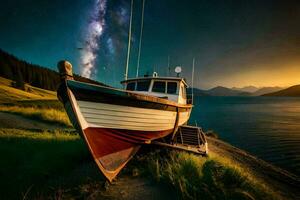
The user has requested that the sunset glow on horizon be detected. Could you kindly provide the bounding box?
[203,62,300,89]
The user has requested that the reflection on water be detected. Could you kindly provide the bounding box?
[190,97,300,176]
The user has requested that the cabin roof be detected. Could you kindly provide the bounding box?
[121,76,189,87]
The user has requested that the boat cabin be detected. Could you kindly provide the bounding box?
[121,76,188,104]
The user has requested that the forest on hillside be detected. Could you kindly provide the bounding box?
[0,49,104,91]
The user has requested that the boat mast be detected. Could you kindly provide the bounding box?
[125,0,134,81]
[136,0,145,78]
[192,58,195,104]
[167,55,170,76]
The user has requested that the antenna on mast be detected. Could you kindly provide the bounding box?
[125,0,133,81]
[192,58,195,104]
[136,0,145,78]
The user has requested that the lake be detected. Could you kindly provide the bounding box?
[190,96,300,176]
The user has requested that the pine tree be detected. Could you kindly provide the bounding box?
[15,68,25,90]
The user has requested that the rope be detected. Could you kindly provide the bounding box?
[136,0,146,77]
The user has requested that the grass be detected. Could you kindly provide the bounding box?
[3,99,65,110]
[0,130,280,200]
[0,125,281,200]
[0,76,70,127]
[0,105,71,127]
[205,130,219,138]
[130,149,279,200]
[0,77,56,103]
[0,129,103,200]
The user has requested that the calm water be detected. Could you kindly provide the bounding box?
[190,96,300,176]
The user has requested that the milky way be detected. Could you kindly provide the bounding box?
[81,0,107,78]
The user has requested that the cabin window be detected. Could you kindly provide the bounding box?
[136,80,151,91]
[126,82,136,91]
[152,81,166,93]
[167,82,177,94]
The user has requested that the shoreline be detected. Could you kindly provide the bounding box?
[207,137,300,199]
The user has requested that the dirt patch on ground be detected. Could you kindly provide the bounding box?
[83,176,177,200]
[207,137,300,200]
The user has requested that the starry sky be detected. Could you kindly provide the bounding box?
[0,0,300,89]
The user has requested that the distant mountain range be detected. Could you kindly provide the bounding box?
[251,87,283,96]
[189,86,250,96]
[262,85,300,97]
[206,86,251,96]
[190,86,291,97]
[232,86,258,93]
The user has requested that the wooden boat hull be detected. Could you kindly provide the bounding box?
[58,79,192,182]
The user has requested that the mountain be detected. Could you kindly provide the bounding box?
[188,86,252,96]
[187,88,209,96]
[251,87,283,96]
[0,49,104,91]
[206,86,251,96]
[262,85,300,97]
[232,86,258,93]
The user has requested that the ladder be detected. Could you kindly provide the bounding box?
[152,125,208,156]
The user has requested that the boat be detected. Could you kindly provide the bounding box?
[57,61,193,182]
[57,0,196,182]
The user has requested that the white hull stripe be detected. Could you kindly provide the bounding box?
[80,107,175,120]
[74,100,190,131]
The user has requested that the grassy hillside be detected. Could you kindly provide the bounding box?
[0,49,105,91]
[132,149,279,200]
[0,77,56,103]
[263,85,300,97]
[0,76,70,127]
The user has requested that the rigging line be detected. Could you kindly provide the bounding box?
[192,58,195,104]
[125,0,133,81]
[167,55,170,76]
[136,0,146,78]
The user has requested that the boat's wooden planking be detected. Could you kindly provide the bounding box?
[76,100,190,131]
[77,101,189,131]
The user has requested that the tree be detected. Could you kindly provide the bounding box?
[14,68,25,90]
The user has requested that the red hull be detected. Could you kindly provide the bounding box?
[82,127,173,181]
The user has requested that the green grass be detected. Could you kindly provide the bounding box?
[0,77,56,103]
[0,130,280,200]
[0,126,280,199]
[3,99,64,110]
[131,149,279,200]
[0,76,70,127]
[0,105,71,127]
[0,129,103,200]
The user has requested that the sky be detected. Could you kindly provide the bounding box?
[0,0,299,89]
